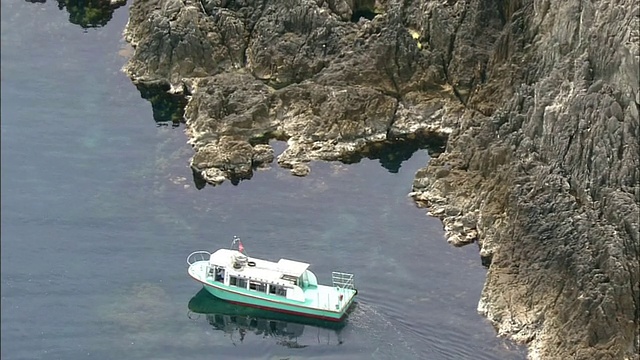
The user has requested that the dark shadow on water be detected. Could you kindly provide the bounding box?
[192,169,208,190]
[248,132,448,175]
[191,132,448,189]
[134,80,188,127]
[25,0,126,29]
[191,166,256,189]
[341,132,448,173]
[188,288,350,347]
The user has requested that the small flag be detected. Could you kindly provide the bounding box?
[238,241,244,253]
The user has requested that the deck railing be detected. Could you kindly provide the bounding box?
[331,271,355,290]
[187,251,211,265]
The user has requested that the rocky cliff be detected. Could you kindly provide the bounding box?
[122,0,639,358]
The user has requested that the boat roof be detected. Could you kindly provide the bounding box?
[209,249,311,286]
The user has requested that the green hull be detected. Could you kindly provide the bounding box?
[199,281,356,322]
[188,288,350,330]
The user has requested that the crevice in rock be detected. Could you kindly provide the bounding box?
[617,132,624,161]
[424,10,432,48]
[442,57,466,106]
[444,0,468,106]
[243,0,268,66]
[562,130,575,165]
[385,98,400,139]
[574,0,582,52]
[480,253,492,267]
[498,0,523,27]
[213,13,240,68]
[258,77,302,90]
[567,181,582,207]
[383,29,405,99]
[446,1,468,72]
[392,34,403,93]
[198,0,211,16]
[351,8,376,22]
[529,1,548,41]
[350,0,377,22]
[621,227,640,335]
[466,61,488,107]
[497,0,507,26]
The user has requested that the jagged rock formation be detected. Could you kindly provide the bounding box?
[122,0,639,358]
[409,2,639,359]
[124,0,458,183]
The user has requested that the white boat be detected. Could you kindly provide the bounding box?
[187,237,358,322]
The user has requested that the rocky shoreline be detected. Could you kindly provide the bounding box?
[122,0,639,358]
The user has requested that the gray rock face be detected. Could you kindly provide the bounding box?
[412,1,639,359]
[124,0,460,180]
[123,0,639,358]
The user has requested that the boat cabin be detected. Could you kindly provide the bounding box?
[206,249,318,302]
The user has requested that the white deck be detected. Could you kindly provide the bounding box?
[209,249,310,286]
[303,284,354,310]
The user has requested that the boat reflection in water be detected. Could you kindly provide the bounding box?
[188,289,353,348]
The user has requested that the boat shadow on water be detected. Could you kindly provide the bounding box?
[187,288,356,348]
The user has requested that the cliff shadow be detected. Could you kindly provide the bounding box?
[134,81,188,127]
[340,132,448,173]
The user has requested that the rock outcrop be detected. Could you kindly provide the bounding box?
[124,0,459,182]
[122,0,639,358]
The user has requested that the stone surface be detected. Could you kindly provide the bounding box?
[411,2,639,359]
[123,0,457,184]
[122,0,640,358]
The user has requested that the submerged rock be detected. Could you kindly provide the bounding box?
[122,0,639,358]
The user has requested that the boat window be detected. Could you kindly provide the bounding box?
[249,281,267,292]
[268,285,287,296]
[280,274,298,285]
[230,276,248,289]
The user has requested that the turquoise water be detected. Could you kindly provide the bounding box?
[0,1,525,359]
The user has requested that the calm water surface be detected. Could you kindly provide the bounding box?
[1,2,526,359]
